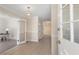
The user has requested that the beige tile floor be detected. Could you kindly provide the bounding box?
[1,36,51,55]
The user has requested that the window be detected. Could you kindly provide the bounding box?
[62,4,70,22]
[61,4,79,44]
[62,4,70,41]
[63,23,70,40]
[74,22,79,43]
[74,5,79,20]
[73,4,79,43]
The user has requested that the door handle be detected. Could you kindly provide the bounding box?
[57,40,61,44]
[57,28,60,31]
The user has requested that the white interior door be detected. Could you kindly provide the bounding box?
[19,20,26,44]
[59,4,79,55]
[58,4,71,55]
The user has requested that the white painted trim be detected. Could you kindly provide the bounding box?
[27,39,39,42]
[19,40,26,45]
[25,20,27,42]
[58,4,63,55]
[70,4,74,43]
[60,4,63,40]
[16,20,20,45]
[18,19,27,45]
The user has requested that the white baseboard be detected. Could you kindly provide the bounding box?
[30,40,39,42]
[19,41,26,44]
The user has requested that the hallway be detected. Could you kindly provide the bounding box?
[1,36,51,55]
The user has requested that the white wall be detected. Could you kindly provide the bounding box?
[0,11,20,42]
[51,4,59,55]
[0,15,8,33]
[7,17,20,40]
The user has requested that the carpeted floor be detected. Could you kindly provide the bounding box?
[1,36,51,55]
[0,39,17,54]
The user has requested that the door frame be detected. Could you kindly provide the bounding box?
[59,4,74,43]
[58,4,77,54]
[17,20,27,45]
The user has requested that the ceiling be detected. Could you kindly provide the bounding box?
[0,4,51,20]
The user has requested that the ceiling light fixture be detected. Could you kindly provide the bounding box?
[27,13,30,16]
[26,5,32,11]
[25,5,32,16]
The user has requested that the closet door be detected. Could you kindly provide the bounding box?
[27,16,38,42]
[19,21,26,43]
